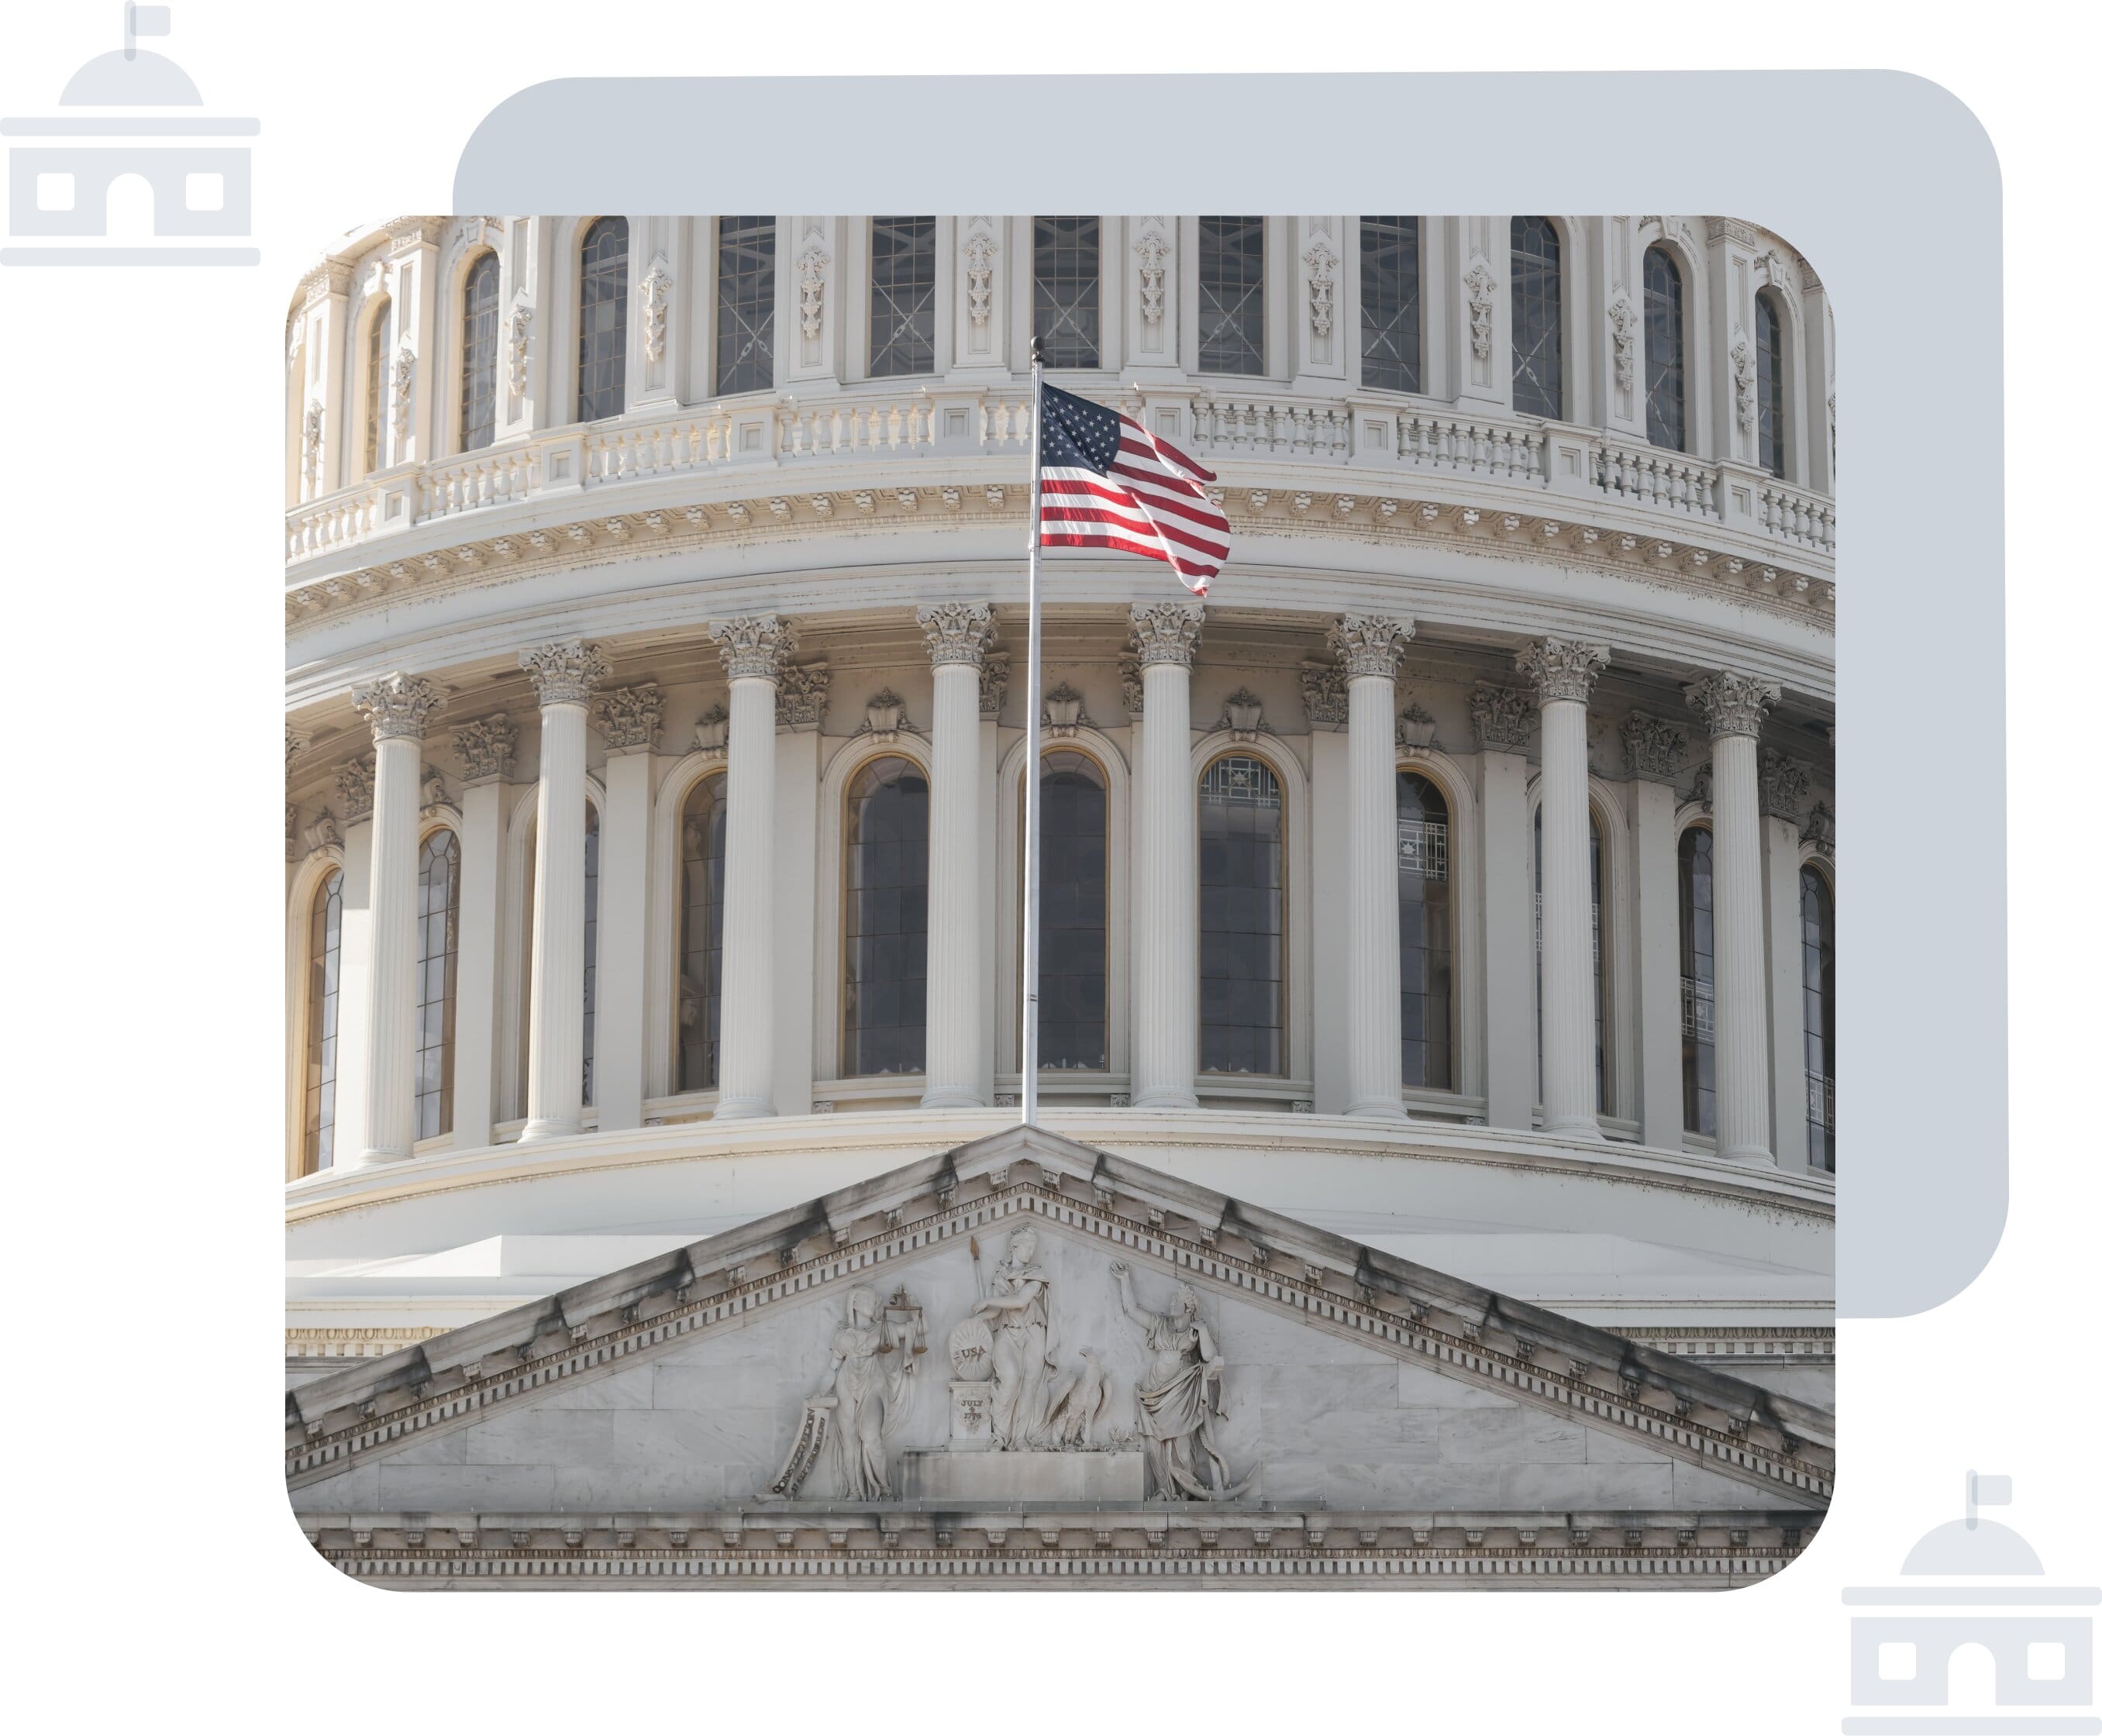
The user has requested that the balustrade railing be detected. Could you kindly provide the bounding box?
[1595,442,1720,520]
[1759,483,1837,554]
[1187,394,1351,460]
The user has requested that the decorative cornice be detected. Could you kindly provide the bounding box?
[350,673,443,742]
[595,683,664,754]
[296,257,354,309]
[1621,712,1690,780]
[1470,684,1534,753]
[452,715,517,784]
[382,215,447,253]
[1327,612,1415,680]
[1758,750,1812,823]
[333,756,376,823]
[915,600,996,670]
[1706,217,1759,248]
[1300,663,1348,731]
[709,614,797,682]
[519,639,608,708]
[1514,639,1610,707]
[1686,670,1780,740]
[1128,601,1204,668]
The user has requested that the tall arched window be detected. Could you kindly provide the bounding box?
[1801,866,1835,1170]
[843,756,930,1075]
[1643,246,1686,451]
[1033,216,1101,370]
[459,253,500,452]
[869,216,937,378]
[1197,215,1266,375]
[362,294,391,475]
[577,216,629,422]
[302,868,344,1176]
[715,215,776,395]
[1510,217,1563,419]
[1398,771,1454,1090]
[520,802,601,1107]
[414,829,460,1138]
[1679,825,1718,1136]
[1535,806,1608,1113]
[1359,215,1421,392]
[677,776,728,1092]
[1199,754,1284,1075]
[1032,750,1108,1070]
[1757,288,1787,478]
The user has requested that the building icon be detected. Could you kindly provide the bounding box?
[1843,1474,2099,1732]
[2,4,257,267]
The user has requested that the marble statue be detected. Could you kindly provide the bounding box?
[1109,1261,1249,1500]
[769,1284,922,1500]
[970,1228,1056,1449]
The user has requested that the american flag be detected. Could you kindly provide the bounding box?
[1036,381,1229,595]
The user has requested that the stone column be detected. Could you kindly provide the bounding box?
[708,615,795,1121]
[1129,601,1204,1110]
[1760,749,1813,1172]
[1687,670,1782,1163]
[1517,639,1610,1138]
[448,715,516,1151]
[593,683,663,1132]
[1472,684,1535,1131]
[917,602,997,1109]
[1623,714,1691,1151]
[348,673,443,1163]
[1330,613,1417,1120]
[519,640,607,1142]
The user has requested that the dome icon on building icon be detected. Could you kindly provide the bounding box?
[2,4,257,267]
[1843,1475,2099,1731]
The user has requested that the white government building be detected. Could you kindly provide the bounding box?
[283,214,1836,1589]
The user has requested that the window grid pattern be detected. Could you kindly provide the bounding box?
[1534,808,1608,1114]
[363,296,390,475]
[413,829,460,1140]
[1033,216,1101,370]
[459,253,500,452]
[1199,755,1285,1075]
[1359,216,1421,392]
[302,868,344,1176]
[1197,216,1266,376]
[1680,826,1718,1137]
[1801,866,1835,1171]
[1033,752,1108,1070]
[868,216,937,379]
[715,215,776,396]
[678,777,728,1093]
[577,216,629,423]
[1509,217,1563,420]
[1757,289,1787,478]
[519,804,601,1108]
[1643,246,1686,451]
[1398,773,1453,1090]
[843,757,930,1075]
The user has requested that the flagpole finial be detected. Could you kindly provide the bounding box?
[1029,333,1044,369]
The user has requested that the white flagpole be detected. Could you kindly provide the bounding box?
[1021,339,1046,1128]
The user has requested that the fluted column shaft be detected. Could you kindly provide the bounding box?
[1129,602,1204,1110]
[350,674,443,1163]
[918,603,995,1109]
[1518,640,1609,1138]
[519,641,606,1141]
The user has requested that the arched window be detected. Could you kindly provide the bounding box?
[1197,215,1265,375]
[843,756,930,1075]
[1535,806,1608,1113]
[1359,215,1421,392]
[1510,217,1563,419]
[362,294,391,475]
[677,776,728,1092]
[1398,771,1453,1090]
[1757,288,1787,478]
[1032,750,1108,1070]
[1679,825,1718,1136]
[302,868,345,1176]
[577,216,629,422]
[414,829,460,1138]
[519,801,601,1107]
[459,252,499,452]
[1801,866,1835,1170]
[715,215,776,395]
[1643,246,1686,451]
[869,216,937,378]
[1033,215,1101,370]
[1199,754,1284,1075]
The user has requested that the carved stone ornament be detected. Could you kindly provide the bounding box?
[301,398,322,492]
[1607,292,1639,394]
[1128,600,1204,667]
[519,639,609,708]
[1731,332,1757,436]
[1621,711,1688,780]
[419,763,448,813]
[1685,670,1780,739]
[1470,683,1534,753]
[301,809,342,856]
[1463,260,1497,362]
[452,714,518,784]
[1134,224,1170,329]
[1396,703,1439,753]
[979,653,1011,718]
[708,614,798,682]
[767,1284,924,1501]
[1514,639,1610,706]
[795,234,830,341]
[691,703,729,760]
[1301,238,1339,338]
[595,682,664,753]
[961,225,998,329]
[1758,750,1812,823]
[1300,663,1349,731]
[1219,687,1266,742]
[858,689,911,742]
[1802,801,1836,856]
[507,307,530,396]
[1689,763,1714,812]
[1118,656,1145,718]
[641,263,673,364]
[1328,612,1416,680]
[285,725,308,770]
[776,663,831,732]
[1109,1259,1249,1500]
[351,672,444,742]
[1043,680,1091,739]
[333,756,377,823]
[915,600,996,670]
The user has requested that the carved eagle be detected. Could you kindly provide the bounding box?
[1040,1347,1111,1448]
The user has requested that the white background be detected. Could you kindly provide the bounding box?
[0,2,2091,1726]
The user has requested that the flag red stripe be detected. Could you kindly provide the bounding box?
[1039,495,1231,561]
[1114,416,1214,482]
[1040,532,1218,586]
[1042,470,1229,534]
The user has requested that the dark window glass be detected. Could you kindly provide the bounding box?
[302,868,344,1176]
[1679,826,1718,1136]
[1397,771,1452,1089]
[1535,807,1608,1114]
[414,828,460,1140]
[715,215,776,396]
[363,295,390,475]
[1757,289,1787,478]
[577,216,629,422]
[869,216,937,378]
[520,801,601,1107]
[844,756,930,1074]
[1644,246,1686,452]
[1510,217,1563,419]
[678,776,729,1092]
[1801,866,1835,1171]
[459,252,500,451]
[1199,755,1284,1075]
[1032,751,1108,1070]
[1198,215,1265,375]
[1033,215,1101,370]
[1359,216,1421,392]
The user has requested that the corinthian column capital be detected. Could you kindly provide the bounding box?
[709,613,798,681]
[1514,639,1611,706]
[1686,670,1780,739]
[915,601,997,669]
[351,673,444,742]
[1129,601,1204,667]
[519,639,609,708]
[1327,613,1416,680]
